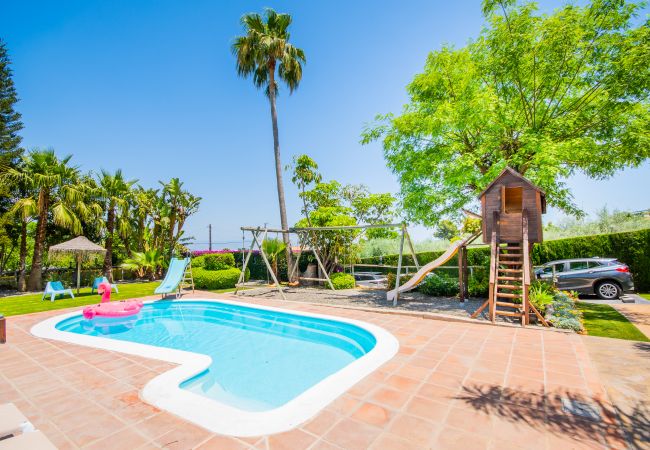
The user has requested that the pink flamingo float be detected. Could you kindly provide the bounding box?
[82,281,143,320]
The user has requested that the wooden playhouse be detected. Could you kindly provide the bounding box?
[472,167,549,326]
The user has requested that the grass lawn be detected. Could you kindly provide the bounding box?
[577,302,649,342]
[639,293,650,301]
[0,282,239,317]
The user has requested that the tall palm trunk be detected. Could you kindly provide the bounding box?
[103,204,115,282]
[268,64,293,281]
[17,220,27,291]
[27,189,49,291]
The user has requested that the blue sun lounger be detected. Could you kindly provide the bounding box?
[154,257,194,299]
[41,281,75,302]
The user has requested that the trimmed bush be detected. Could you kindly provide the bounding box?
[204,253,236,270]
[193,255,206,268]
[418,274,459,297]
[362,229,650,292]
[330,272,355,290]
[193,267,241,290]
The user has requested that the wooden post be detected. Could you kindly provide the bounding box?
[488,231,498,322]
[404,228,420,270]
[76,254,82,294]
[522,212,531,326]
[234,230,258,294]
[254,229,286,300]
[0,315,5,344]
[458,245,468,302]
[393,227,406,306]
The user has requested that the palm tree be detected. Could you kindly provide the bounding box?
[9,195,36,291]
[233,8,306,280]
[3,149,86,290]
[96,169,137,282]
[161,178,183,259]
[121,249,164,281]
[262,238,286,280]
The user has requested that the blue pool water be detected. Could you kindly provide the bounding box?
[56,301,376,411]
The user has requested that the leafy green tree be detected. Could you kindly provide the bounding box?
[97,169,137,281]
[434,219,459,241]
[289,155,396,272]
[0,39,22,172]
[362,0,650,226]
[289,154,322,226]
[233,8,306,278]
[3,149,88,290]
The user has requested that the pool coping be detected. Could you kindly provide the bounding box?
[30,297,400,437]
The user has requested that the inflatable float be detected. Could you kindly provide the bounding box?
[82,281,143,320]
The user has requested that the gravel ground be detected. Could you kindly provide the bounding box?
[238,286,492,319]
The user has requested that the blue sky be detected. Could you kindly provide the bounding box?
[3,0,649,248]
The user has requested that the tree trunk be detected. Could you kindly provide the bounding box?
[27,189,49,291]
[168,209,176,260]
[103,204,115,282]
[17,220,27,292]
[268,65,293,282]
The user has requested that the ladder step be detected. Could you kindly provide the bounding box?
[499,261,522,266]
[496,301,522,308]
[499,268,523,273]
[496,292,521,299]
[496,310,522,317]
[498,276,522,281]
[497,284,520,290]
[499,246,521,250]
[499,253,522,258]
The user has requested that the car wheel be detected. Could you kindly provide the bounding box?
[596,281,621,300]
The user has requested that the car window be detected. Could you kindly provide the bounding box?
[569,261,590,271]
[588,261,602,268]
[554,263,566,273]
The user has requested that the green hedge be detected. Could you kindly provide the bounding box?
[193,267,242,290]
[330,273,355,290]
[362,229,650,292]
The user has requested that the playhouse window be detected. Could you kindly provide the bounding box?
[503,187,523,213]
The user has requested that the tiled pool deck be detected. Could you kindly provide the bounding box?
[1,292,630,449]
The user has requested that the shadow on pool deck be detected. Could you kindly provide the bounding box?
[456,383,649,449]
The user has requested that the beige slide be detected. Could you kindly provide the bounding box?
[386,231,481,301]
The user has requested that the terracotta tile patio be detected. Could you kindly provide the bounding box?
[0,292,631,449]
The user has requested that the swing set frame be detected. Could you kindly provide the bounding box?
[234,223,420,300]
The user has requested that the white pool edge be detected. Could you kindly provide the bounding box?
[30,297,399,437]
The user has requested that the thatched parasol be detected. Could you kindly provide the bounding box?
[49,236,106,293]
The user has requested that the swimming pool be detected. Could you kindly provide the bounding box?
[32,299,398,436]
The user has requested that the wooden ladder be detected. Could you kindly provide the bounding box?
[494,244,525,323]
[472,211,548,326]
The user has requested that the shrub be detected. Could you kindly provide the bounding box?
[545,291,584,331]
[468,268,489,298]
[193,255,206,268]
[387,272,411,290]
[329,272,355,290]
[418,273,459,297]
[204,253,236,271]
[193,267,241,290]
[529,281,554,315]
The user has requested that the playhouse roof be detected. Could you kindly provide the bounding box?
[478,167,546,199]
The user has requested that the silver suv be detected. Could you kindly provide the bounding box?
[535,258,635,299]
